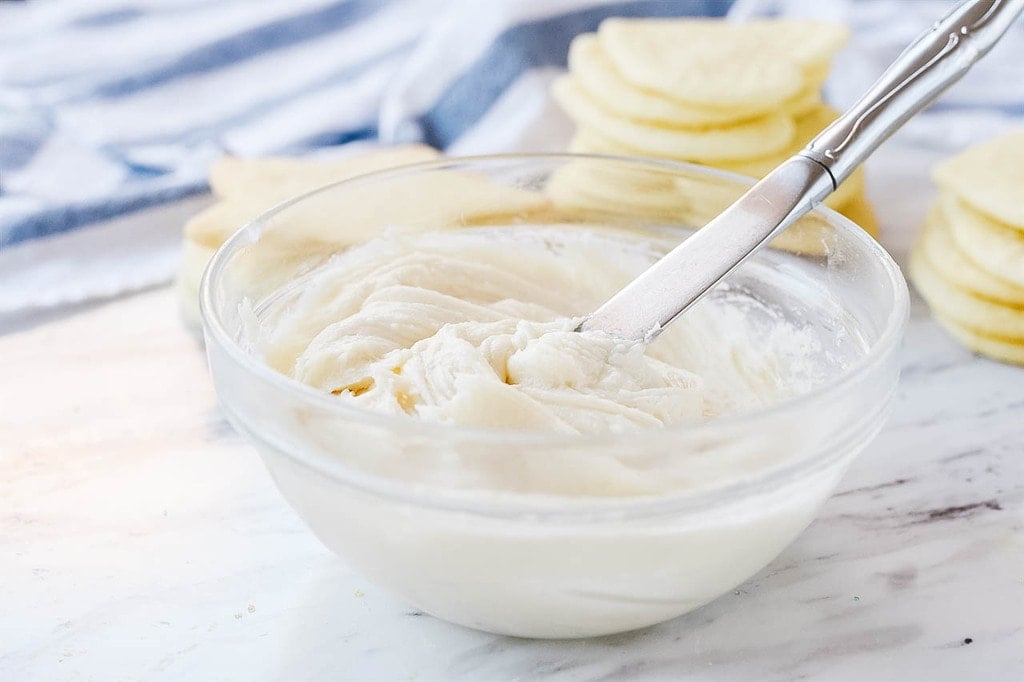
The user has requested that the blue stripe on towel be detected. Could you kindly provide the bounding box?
[290,125,379,152]
[1,0,735,251]
[72,7,145,28]
[95,0,386,98]
[1,181,208,248]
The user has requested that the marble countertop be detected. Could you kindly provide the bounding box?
[2,145,1023,681]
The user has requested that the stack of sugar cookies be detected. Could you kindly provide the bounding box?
[552,18,878,236]
[178,145,559,328]
[178,145,439,326]
[909,131,1024,366]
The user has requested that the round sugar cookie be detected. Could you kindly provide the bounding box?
[545,160,699,216]
[193,145,443,248]
[183,167,553,321]
[570,126,657,156]
[917,204,1024,305]
[544,175,684,223]
[909,244,1024,341]
[209,145,439,199]
[545,158,756,231]
[833,189,879,238]
[932,130,1024,230]
[766,213,835,256]
[719,104,841,176]
[569,118,867,220]
[719,150,790,178]
[825,170,868,215]
[568,126,876,244]
[545,163,836,257]
[567,34,823,127]
[785,83,825,119]
[802,60,831,92]
[553,78,795,161]
[184,200,248,249]
[702,104,864,214]
[598,18,848,109]
[940,192,1024,288]
[933,313,1024,366]
[177,237,218,328]
[765,189,878,255]
[717,106,848,175]
[568,162,846,258]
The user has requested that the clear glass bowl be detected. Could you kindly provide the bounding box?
[200,154,908,639]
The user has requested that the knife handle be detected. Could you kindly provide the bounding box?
[802,0,1024,187]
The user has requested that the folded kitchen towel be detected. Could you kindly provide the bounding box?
[1,0,1021,318]
[0,0,733,317]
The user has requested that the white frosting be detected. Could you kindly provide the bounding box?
[242,224,869,638]
[252,226,832,433]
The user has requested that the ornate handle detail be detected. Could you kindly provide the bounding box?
[802,0,1024,187]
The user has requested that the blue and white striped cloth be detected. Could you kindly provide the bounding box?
[1,0,1022,316]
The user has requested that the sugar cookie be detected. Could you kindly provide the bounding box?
[941,192,1024,289]
[598,18,847,109]
[568,34,823,127]
[934,313,1024,366]
[567,126,875,237]
[209,145,437,199]
[918,204,1024,304]
[932,130,1024,230]
[832,189,879,238]
[553,78,795,161]
[545,161,704,224]
[909,244,1024,341]
[179,146,558,326]
[718,104,840,176]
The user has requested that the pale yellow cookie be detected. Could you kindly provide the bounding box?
[546,156,853,257]
[934,313,1024,366]
[545,160,703,223]
[801,60,832,95]
[553,77,795,162]
[191,145,441,250]
[567,125,874,237]
[180,146,554,326]
[548,155,788,235]
[756,187,876,255]
[208,145,438,199]
[177,238,218,328]
[761,214,833,255]
[567,34,823,127]
[198,170,556,326]
[759,187,878,254]
[932,130,1024,230]
[826,171,869,216]
[785,81,827,119]
[917,203,1024,304]
[909,243,1024,341]
[184,199,262,249]
[718,104,840,176]
[568,125,648,156]
[571,106,863,213]
[597,18,847,109]
[940,192,1024,289]
[719,105,863,210]
[832,189,879,238]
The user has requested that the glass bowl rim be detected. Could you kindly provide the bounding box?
[199,152,909,518]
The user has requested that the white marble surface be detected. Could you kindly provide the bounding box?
[2,143,1023,681]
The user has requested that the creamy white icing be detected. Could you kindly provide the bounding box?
[252,225,832,433]
[236,222,876,637]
